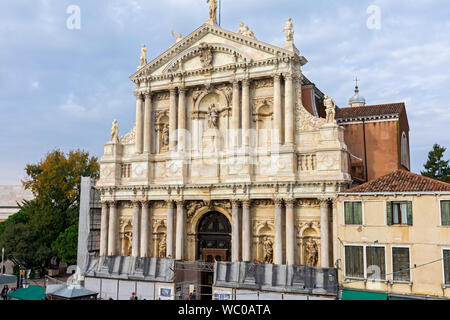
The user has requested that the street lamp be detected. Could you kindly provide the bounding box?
[1,248,4,274]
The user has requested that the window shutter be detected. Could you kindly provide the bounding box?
[407,201,413,226]
[344,202,352,225]
[442,201,450,226]
[355,202,363,225]
[386,202,392,226]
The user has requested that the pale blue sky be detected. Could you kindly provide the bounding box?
[1,0,449,184]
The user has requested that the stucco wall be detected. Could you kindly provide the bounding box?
[336,194,450,298]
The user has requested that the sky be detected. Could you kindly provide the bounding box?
[0,0,449,185]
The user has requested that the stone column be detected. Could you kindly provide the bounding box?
[284,74,295,146]
[242,79,250,148]
[231,200,241,262]
[132,201,140,257]
[176,200,185,260]
[143,92,153,154]
[135,92,144,154]
[242,200,251,262]
[320,199,330,268]
[169,88,177,151]
[273,74,282,146]
[166,201,175,258]
[285,199,295,265]
[274,198,283,265]
[107,201,118,256]
[100,201,109,257]
[232,80,240,149]
[177,87,186,152]
[140,201,150,258]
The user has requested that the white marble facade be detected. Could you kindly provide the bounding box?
[96,19,351,268]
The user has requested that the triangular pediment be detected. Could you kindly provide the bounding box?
[130,23,306,81]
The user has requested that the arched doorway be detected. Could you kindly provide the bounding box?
[197,211,232,262]
[196,211,231,300]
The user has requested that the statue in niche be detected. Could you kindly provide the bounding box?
[263,237,274,264]
[206,0,217,23]
[162,124,169,149]
[138,44,147,70]
[207,104,219,128]
[124,231,133,256]
[324,95,336,124]
[305,237,318,267]
[171,30,182,43]
[159,237,167,258]
[110,120,119,143]
[284,18,295,42]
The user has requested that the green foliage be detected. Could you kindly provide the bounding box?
[0,149,99,269]
[421,144,450,183]
[51,224,78,265]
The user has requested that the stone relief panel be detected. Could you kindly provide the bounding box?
[154,110,169,154]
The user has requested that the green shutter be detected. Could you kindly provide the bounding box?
[441,201,450,226]
[407,201,413,226]
[355,202,363,225]
[386,202,392,226]
[345,202,352,224]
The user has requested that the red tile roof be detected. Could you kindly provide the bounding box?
[336,103,405,120]
[342,169,450,193]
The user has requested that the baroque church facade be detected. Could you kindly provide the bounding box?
[96,9,364,271]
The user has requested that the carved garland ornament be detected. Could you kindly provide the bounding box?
[120,123,136,144]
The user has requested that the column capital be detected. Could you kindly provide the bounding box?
[274,198,284,208]
[134,91,144,99]
[241,78,250,87]
[176,200,185,209]
[169,87,177,95]
[131,200,141,208]
[232,79,240,87]
[166,200,175,209]
[319,198,331,208]
[141,200,151,209]
[231,199,241,208]
[178,87,187,94]
[284,73,294,81]
[273,73,282,82]
[107,200,118,207]
[143,91,153,99]
[285,198,296,208]
[242,199,251,209]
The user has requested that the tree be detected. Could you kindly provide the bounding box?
[0,149,99,268]
[51,223,78,265]
[421,144,450,182]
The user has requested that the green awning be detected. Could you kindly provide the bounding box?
[341,289,388,300]
[7,285,46,300]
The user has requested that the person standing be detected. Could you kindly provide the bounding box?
[1,285,9,301]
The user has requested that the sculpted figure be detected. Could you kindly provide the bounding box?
[139,44,147,69]
[159,237,167,258]
[238,22,247,35]
[263,237,274,264]
[162,125,169,148]
[324,95,336,123]
[284,18,295,42]
[305,238,318,267]
[171,30,182,43]
[238,22,256,39]
[206,0,217,23]
[111,120,119,143]
[124,232,133,256]
[207,104,219,128]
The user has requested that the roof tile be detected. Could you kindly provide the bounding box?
[343,169,450,193]
[336,103,405,120]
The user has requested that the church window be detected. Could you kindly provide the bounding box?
[121,164,132,178]
[392,247,411,282]
[387,201,412,226]
[345,245,364,279]
[344,201,363,225]
[441,200,450,226]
